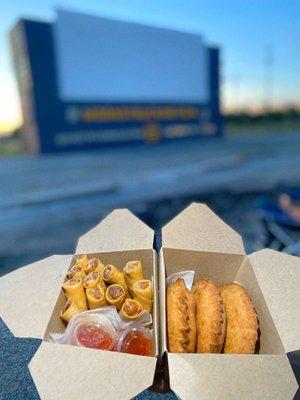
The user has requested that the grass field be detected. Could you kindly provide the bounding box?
[226,119,300,136]
[0,120,299,156]
[0,135,22,155]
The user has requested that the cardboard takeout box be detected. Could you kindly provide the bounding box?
[0,209,158,400]
[160,203,300,400]
[0,203,299,400]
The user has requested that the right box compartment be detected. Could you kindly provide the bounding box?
[159,203,300,400]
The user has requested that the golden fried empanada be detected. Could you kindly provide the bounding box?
[219,283,258,354]
[167,278,196,353]
[192,279,226,353]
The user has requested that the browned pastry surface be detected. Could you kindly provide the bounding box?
[219,283,258,354]
[167,278,196,353]
[192,279,226,353]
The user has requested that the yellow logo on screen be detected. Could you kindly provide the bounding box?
[143,123,162,143]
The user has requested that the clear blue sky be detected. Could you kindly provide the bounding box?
[1,0,300,133]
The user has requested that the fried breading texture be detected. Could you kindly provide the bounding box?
[167,278,196,353]
[219,283,258,354]
[192,279,226,353]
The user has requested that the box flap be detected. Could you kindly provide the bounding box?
[0,255,72,339]
[162,203,245,254]
[248,249,300,353]
[76,209,154,253]
[234,257,285,355]
[29,342,157,400]
[168,353,298,400]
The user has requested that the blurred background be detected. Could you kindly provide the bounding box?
[1,0,300,275]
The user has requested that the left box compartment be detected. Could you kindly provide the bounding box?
[0,209,158,400]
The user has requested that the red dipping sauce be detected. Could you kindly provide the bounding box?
[120,329,153,356]
[75,323,115,350]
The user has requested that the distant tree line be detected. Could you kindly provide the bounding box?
[225,107,300,124]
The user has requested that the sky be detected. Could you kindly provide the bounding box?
[1,0,300,134]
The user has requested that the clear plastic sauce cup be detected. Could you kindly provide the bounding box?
[72,315,116,351]
[118,325,153,356]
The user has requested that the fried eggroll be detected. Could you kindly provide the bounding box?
[219,283,258,354]
[123,260,144,295]
[86,285,107,309]
[85,258,105,276]
[105,284,126,310]
[132,279,153,313]
[60,298,81,322]
[167,278,196,353]
[119,299,143,321]
[67,265,86,280]
[192,279,226,353]
[103,264,128,292]
[62,277,88,311]
[74,254,89,270]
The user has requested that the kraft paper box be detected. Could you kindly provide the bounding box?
[0,209,158,400]
[1,204,300,400]
[159,203,300,400]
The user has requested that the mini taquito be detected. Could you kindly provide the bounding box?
[84,271,106,292]
[85,258,105,276]
[119,299,143,321]
[60,298,81,322]
[67,265,86,280]
[123,260,144,295]
[62,277,88,311]
[132,279,153,313]
[105,284,126,310]
[103,264,128,292]
[86,285,107,309]
[74,254,89,270]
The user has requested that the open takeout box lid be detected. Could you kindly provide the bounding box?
[28,209,157,400]
[162,202,245,255]
[76,208,154,253]
[29,342,157,400]
[0,209,158,399]
[248,248,300,354]
[0,209,154,341]
[0,255,72,339]
[167,353,298,400]
[162,204,299,399]
[165,253,300,400]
